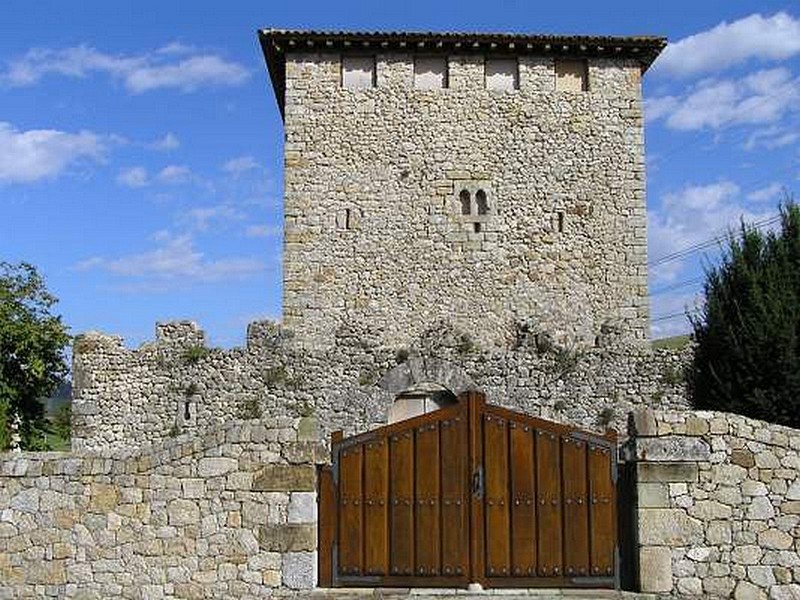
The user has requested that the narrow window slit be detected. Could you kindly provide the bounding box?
[184,400,191,421]
[474,223,482,233]
[345,208,352,230]
[557,211,565,233]
[460,190,471,215]
[476,189,488,215]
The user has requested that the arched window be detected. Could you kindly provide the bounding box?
[476,189,488,215]
[459,189,471,215]
[388,385,458,423]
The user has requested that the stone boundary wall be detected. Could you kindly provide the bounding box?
[627,409,800,598]
[0,418,325,599]
[72,320,691,451]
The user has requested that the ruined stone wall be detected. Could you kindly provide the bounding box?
[0,419,325,599]
[283,52,649,350]
[628,409,800,598]
[72,319,690,452]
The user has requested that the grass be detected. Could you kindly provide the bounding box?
[652,334,691,350]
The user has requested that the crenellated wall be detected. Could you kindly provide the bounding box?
[71,319,691,452]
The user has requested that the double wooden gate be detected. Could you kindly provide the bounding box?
[318,392,618,589]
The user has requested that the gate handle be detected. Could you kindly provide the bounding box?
[472,466,484,499]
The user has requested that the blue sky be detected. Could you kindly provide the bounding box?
[1,1,798,346]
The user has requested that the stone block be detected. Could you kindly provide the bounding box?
[89,483,119,512]
[639,546,672,592]
[629,408,657,437]
[288,492,317,523]
[297,417,319,442]
[167,499,200,526]
[638,509,704,545]
[734,580,765,600]
[252,464,315,492]
[198,457,238,477]
[770,585,800,600]
[635,436,710,462]
[732,545,763,565]
[282,551,317,589]
[759,528,793,550]
[689,500,732,520]
[258,524,316,552]
[181,479,205,498]
[732,449,757,468]
[637,462,698,483]
[638,483,669,508]
[748,497,776,520]
[781,501,800,514]
[9,488,39,513]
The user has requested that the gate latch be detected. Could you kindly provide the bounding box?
[472,465,484,499]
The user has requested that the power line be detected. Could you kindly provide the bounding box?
[648,213,781,267]
[650,277,703,296]
[651,308,701,323]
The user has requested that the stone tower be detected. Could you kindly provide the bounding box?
[259,30,665,350]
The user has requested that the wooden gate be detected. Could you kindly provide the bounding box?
[318,392,618,589]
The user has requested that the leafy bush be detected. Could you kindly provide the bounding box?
[0,262,70,449]
[691,200,800,426]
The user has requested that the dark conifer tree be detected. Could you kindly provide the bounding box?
[691,200,800,426]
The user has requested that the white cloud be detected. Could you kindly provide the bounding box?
[156,165,191,184]
[654,12,800,78]
[747,183,784,203]
[744,125,800,150]
[149,132,180,151]
[222,155,259,175]
[125,55,249,93]
[0,121,106,183]
[116,166,148,188]
[647,68,800,131]
[3,44,249,93]
[244,224,281,238]
[183,204,244,231]
[648,181,773,283]
[75,234,265,286]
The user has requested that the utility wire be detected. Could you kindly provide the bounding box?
[650,277,704,296]
[651,308,701,323]
[648,213,781,267]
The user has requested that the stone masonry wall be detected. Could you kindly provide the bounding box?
[0,419,325,599]
[283,51,649,350]
[628,409,800,599]
[72,320,690,452]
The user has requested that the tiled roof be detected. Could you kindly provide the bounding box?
[258,29,667,116]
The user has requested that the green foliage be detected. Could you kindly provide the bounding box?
[263,365,288,387]
[0,262,70,450]
[691,200,800,426]
[0,399,11,450]
[652,334,691,350]
[239,397,262,420]
[182,345,209,364]
[597,406,615,428]
[395,348,409,364]
[52,403,71,443]
[661,364,686,386]
[168,424,181,438]
[184,382,199,397]
[358,368,379,386]
[456,333,477,355]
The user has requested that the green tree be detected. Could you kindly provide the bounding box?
[690,200,800,426]
[0,262,70,450]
